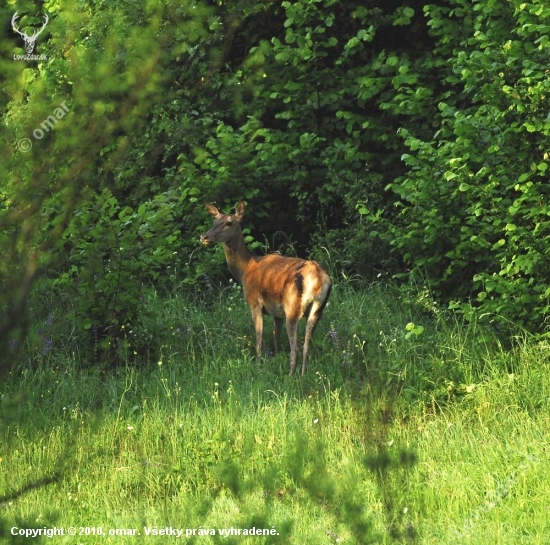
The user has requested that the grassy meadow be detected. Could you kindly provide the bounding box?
[1,278,549,544]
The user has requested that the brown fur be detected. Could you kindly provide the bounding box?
[201,201,332,375]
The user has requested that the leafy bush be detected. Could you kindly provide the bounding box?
[53,189,182,363]
[381,0,550,331]
[110,0,444,274]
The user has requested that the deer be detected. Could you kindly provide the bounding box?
[200,201,332,375]
[12,11,49,55]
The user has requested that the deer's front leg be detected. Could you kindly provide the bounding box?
[251,307,264,360]
[273,317,283,355]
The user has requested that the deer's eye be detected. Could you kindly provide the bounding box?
[225,221,233,227]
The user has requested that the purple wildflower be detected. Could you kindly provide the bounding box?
[329,323,351,365]
[42,337,53,356]
[329,323,340,349]
[202,273,214,290]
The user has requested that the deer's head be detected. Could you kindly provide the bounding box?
[200,201,245,246]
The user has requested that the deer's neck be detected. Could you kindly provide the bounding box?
[223,227,254,285]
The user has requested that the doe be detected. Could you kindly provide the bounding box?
[200,201,332,375]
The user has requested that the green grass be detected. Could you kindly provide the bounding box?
[1,280,549,544]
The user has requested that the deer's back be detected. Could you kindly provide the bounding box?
[243,255,331,319]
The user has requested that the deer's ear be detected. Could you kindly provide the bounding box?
[235,201,245,220]
[205,202,222,219]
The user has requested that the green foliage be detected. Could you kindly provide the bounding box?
[0,0,171,370]
[6,0,550,356]
[53,189,183,362]
[113,0,442,273]
[382,0,550,331]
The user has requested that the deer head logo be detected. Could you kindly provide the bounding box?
[12,11,49,55]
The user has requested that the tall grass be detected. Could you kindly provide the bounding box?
[1,279,549,543]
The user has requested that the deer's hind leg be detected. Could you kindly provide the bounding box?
[302,305,322,375]
[285,316,299,374]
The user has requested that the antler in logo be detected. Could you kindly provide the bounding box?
[12,11,49,55]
